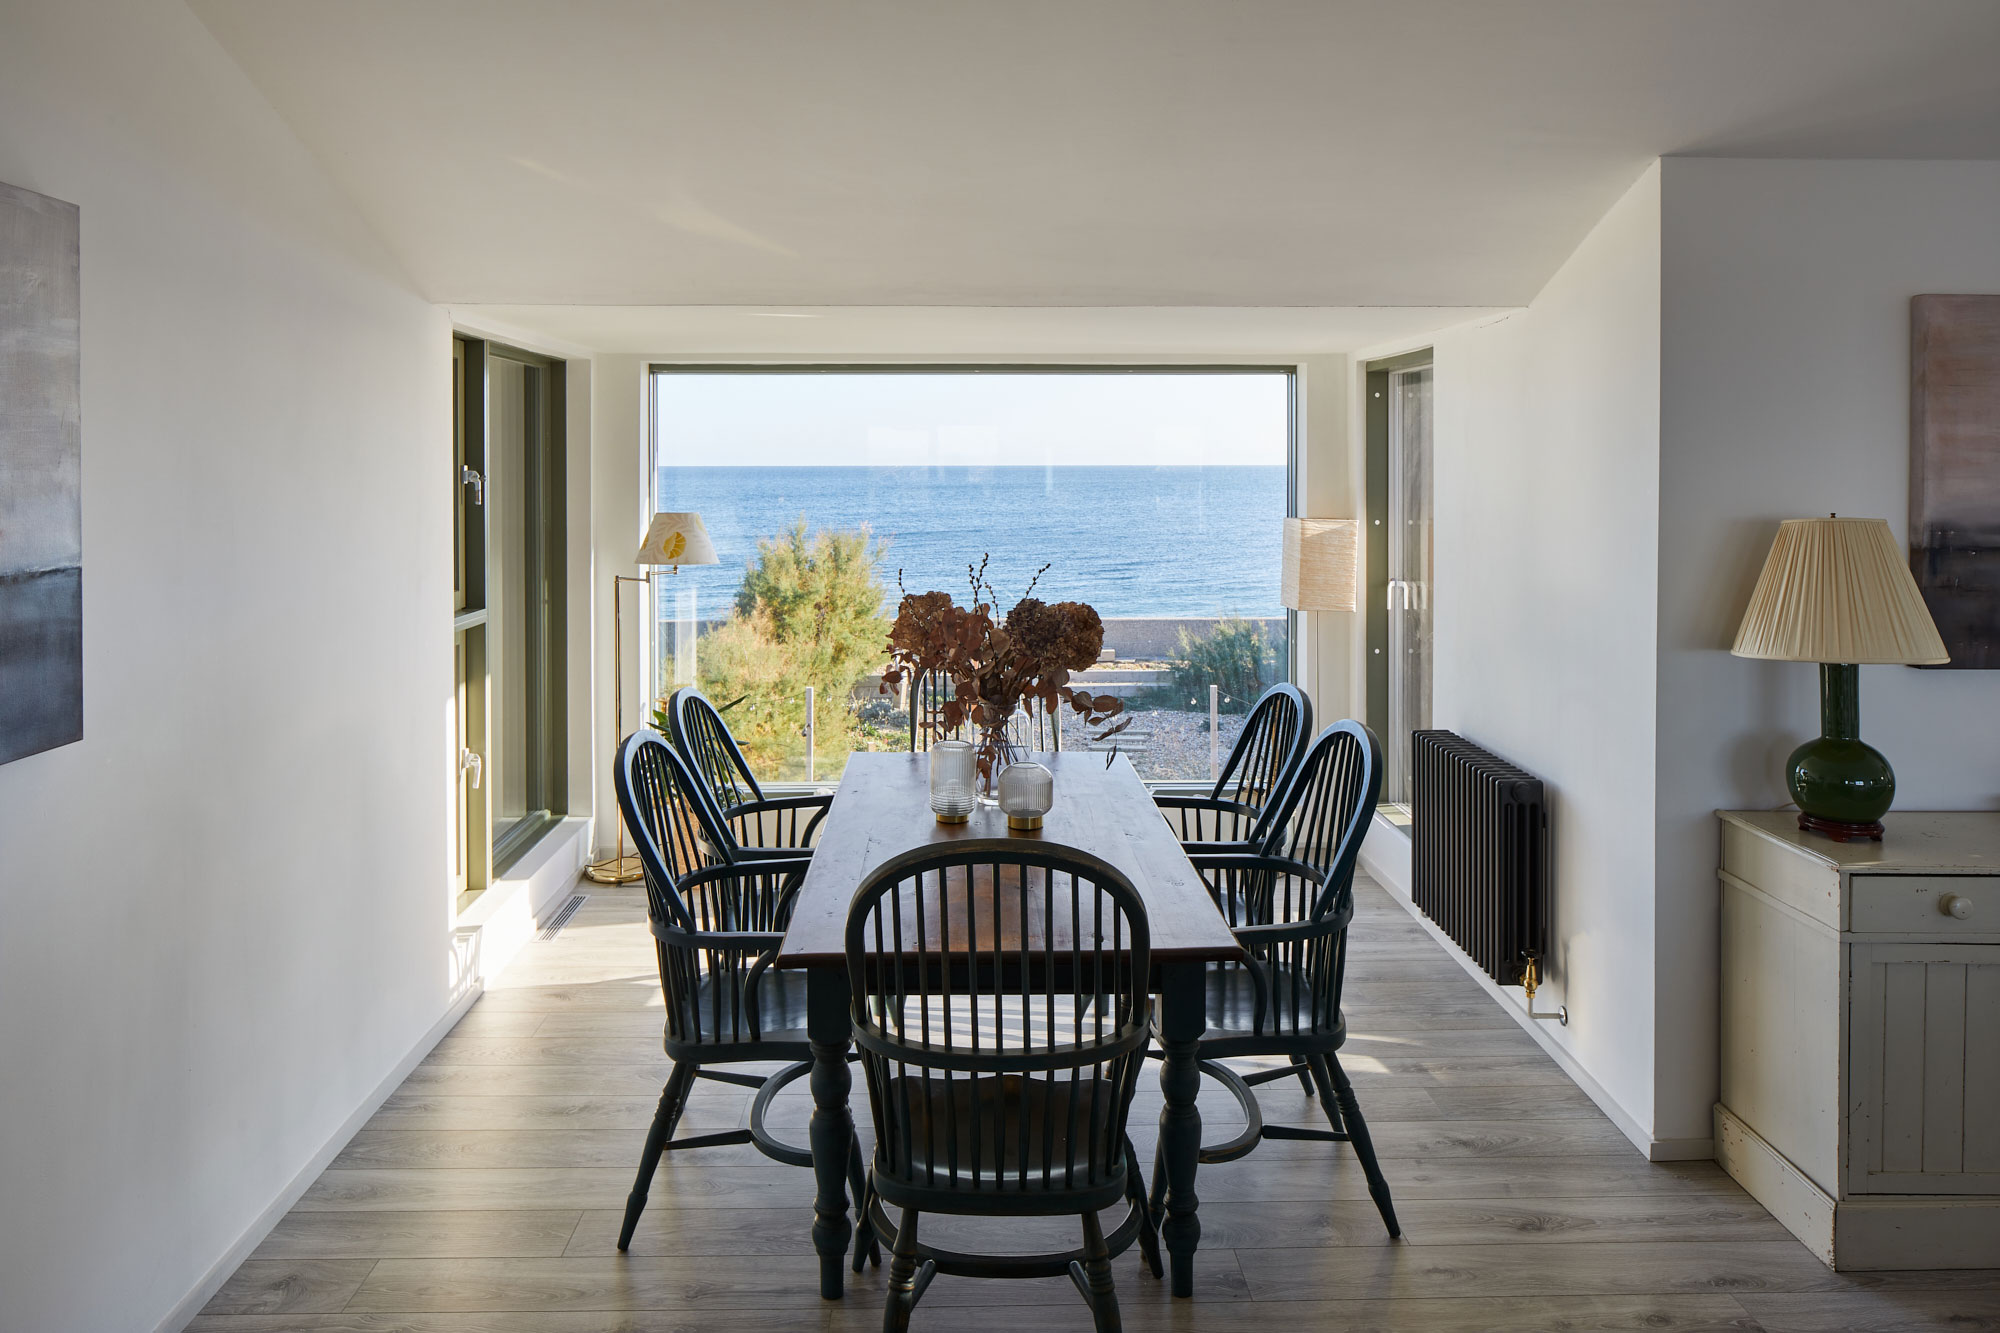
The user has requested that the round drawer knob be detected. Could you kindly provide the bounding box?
[1940,893,1972,920]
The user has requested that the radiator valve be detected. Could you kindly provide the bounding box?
[1519,951,1569,1026]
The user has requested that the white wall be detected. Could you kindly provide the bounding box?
[1429,165,1665,1147]
[1654,158,2000,1143]
[0,4,453,1329]
[590,354,652,859]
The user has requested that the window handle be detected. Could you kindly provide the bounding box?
[461,748,483,790]
[1386,579,1406,611]
[461,465,485,506]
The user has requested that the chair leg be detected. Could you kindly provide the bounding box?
[1316,1054,1400,1238]
[883,1206,930,1333]
[618,1061,695,1250]
[1125,1139,1162,1278]
[1067,1210,1123,1333]
[1301,1056,1345,1135]
[1293,1056,1315,1097]
[849,1138,881,1270]
[1146,1134,1168,1226]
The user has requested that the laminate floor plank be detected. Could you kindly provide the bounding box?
[1736,1289,2000,1330]
[1238,1240,2000,1302]
[180,1294,1763,1332]
[251,1211,584,1260]
[206,875,1998,1330]
[1192,1194,1794,1248]
[199,1260,380,1316]
[340,1253,1246,1313]
[369,1093,747,1133]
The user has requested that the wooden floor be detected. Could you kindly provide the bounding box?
[192,875,2000,1332]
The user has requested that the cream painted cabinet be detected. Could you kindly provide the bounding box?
[1716,811,2000,1270]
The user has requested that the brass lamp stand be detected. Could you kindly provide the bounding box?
[585,512,717,884]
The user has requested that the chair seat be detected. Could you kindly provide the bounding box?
[873,1072,1129,1206]
[667,967,814,1058]
[1166,962,1346,1053]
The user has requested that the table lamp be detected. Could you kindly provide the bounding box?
[1731,516,1948,842]
[586,512,718,884]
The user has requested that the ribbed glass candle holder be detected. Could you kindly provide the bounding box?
[929,739,978,823]
[998,760,1053,831]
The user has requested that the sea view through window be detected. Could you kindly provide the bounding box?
[651,369,1293,784]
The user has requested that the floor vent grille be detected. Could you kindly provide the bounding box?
[538,894,588,941]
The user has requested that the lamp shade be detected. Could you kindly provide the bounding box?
[1731,517,1948,665]
[635,512,718,568]
[1282,517,1359,612]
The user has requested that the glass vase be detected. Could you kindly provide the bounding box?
[976,723,1020,802]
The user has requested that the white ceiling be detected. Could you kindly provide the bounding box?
[191,0,2000,313]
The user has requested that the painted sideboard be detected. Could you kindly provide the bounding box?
[1715,810,2000,1269]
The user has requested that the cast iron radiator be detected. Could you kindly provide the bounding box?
[1411,729,1549,986]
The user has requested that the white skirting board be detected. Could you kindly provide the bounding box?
[1715,1103,2000,1269]
[154,980,483,1333]
[1357,814,1710,1163]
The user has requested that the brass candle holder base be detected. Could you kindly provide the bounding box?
[934,811,971,825]
[1007,815,1044,831]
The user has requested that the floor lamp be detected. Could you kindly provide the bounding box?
[585,511,717,884]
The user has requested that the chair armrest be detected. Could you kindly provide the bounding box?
[1153,794,1254,815]
[1155,794,1259,845]
[1178,838,1262,858]
[727,793,834,850]
[649,918,786,952]
[679,858,811,890]
[1231,919,1336,947]
[733,843,814,861]
[1185,853,1324,884]
[735,793,834,814]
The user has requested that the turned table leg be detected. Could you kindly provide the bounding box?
[805,964,855,1299]
[1156,961,1206,1297]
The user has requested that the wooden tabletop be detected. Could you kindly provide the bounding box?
[777,751,1244,968]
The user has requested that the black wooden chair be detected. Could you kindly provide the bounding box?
[846,842,1161,1332]
[1154,682,1312,847]
[1149,719,1400,1238]
[667,686,832,855]
[612,729,876,1260]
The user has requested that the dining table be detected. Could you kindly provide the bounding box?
[774,749,1246,1301]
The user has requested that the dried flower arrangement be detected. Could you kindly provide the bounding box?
[881,557,1130,779]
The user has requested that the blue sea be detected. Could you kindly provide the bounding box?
[653,465,1285,620]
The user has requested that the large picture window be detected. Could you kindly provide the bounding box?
[648,367,1294,785]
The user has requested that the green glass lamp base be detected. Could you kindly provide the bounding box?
[1785,663,1893,844]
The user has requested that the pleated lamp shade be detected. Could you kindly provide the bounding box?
[1282,517,1359,612]
[1731,517,1948,665]
[635,512,718,568]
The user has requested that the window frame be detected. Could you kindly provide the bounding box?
[475,339,570,876]
[645,362,1300,791]
[1362,347,1434,818]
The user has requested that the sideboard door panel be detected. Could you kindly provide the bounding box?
[1849,943,2000,1195]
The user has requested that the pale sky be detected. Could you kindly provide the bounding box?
[654,371,1291,468]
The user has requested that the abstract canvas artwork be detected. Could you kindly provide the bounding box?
[0,181,83,763]
[1911,294,2000,670]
